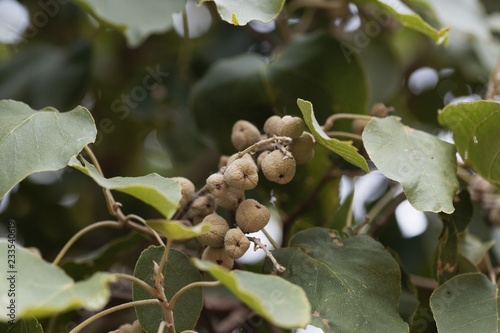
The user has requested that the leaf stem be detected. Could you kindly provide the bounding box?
[69,299,160,333]
[262,227,280,249]
[167,281,221,311]
[52,220,122,265]
[325,131,363,141]
[114,273,156,296]
[247,236,286,273]
[127,213,165,246]
[322,113,373,131]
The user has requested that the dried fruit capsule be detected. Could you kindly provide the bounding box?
[202,246,234,269]
[231,120,261,150]
[224,154,258,190]
[236,199,270,233]
[277,115,305,139]
[256,150,270,169]
[197,213,230,247]
[224,228,250,259]
[289,132,315,164]
[215,187,245,210]
[172,177,195,208]
[206,173,231,198]
[190,194,216,217]
[261,150,296,184]
[263,115,281,137]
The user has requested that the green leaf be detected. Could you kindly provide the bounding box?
[355,0,449,44]
[69,157,181,218]
[200,0,285,25]
[436,191,473,284]
[192,259,311,329]
[0,100,96,200]
[430,273,499,333]
[0,317,44,332]
[362,116,459,213]
[0,240,115,321]
[146,219,210,240]
[297,99,369,172]
[61,232,146,281]
[73,0,186,47]
[133,246,202,332]
[438,100,500,186]
[262,228,408,332]
[330,189,355,231]
[191,32,369,153]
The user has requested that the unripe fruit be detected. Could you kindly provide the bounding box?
[224,154,258,190]
[277,116,305,139]
[289,132,315,164]
[236,199,270,233]
[215,187,245,210]
[197,213,230,247]
[202,246,234,269]
[224,228,250,259]
[256,150,270,169]
[172,177,195,208]
[231,120,261,150]
[351,119,370,136]
[190,194,215,217]
[263,115,281,137]
[261,150,296,184]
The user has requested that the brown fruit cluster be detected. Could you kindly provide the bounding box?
[178,115,315,270]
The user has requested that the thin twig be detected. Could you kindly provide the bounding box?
[238,136,293,158]
[52,220,122,265]
[127,214,165,246]
[325,131,363,141]
[248,237,286,273]
[114,273,156,296]
[69,299,160,333]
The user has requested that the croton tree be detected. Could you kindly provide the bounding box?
[0,0,499,332]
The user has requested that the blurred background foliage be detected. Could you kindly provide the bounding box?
[0,0,499,332]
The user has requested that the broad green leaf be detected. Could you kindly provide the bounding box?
[363,116,459,213]
[0,100,96,200]
[73,0,186,47]
[330,189,354,231]
[460,233,495,266]
[191,32,369,153]
[0,317,43,332]
[61,232,146,281]
[355,0,449,44]
[133,246,202,333]
[430,273,499,333]
[436,191,472,284]
[69,157,181,218]
[0,240,115,321]
[438,100,500,186]
[262,228,408,332]
[146,219,210,240]
[192,259,311,329]
[200,0,285,25]
[297,99,369,172]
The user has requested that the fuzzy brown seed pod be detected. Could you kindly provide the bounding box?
[277,115,305,139]
[172,177,195,208]
[206,173,231,198]
[215,187,245,210]
[289,132,315,164]
[224,154,259,190]
[256,150,271,169]
[190,194,216,217]
[224,228,250,259]
[236,199,270,233]
[261,150,296,184]
[231,120,261,150]
[263,115,281,137]
[197,213,230,247]
[201,246,234,269]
